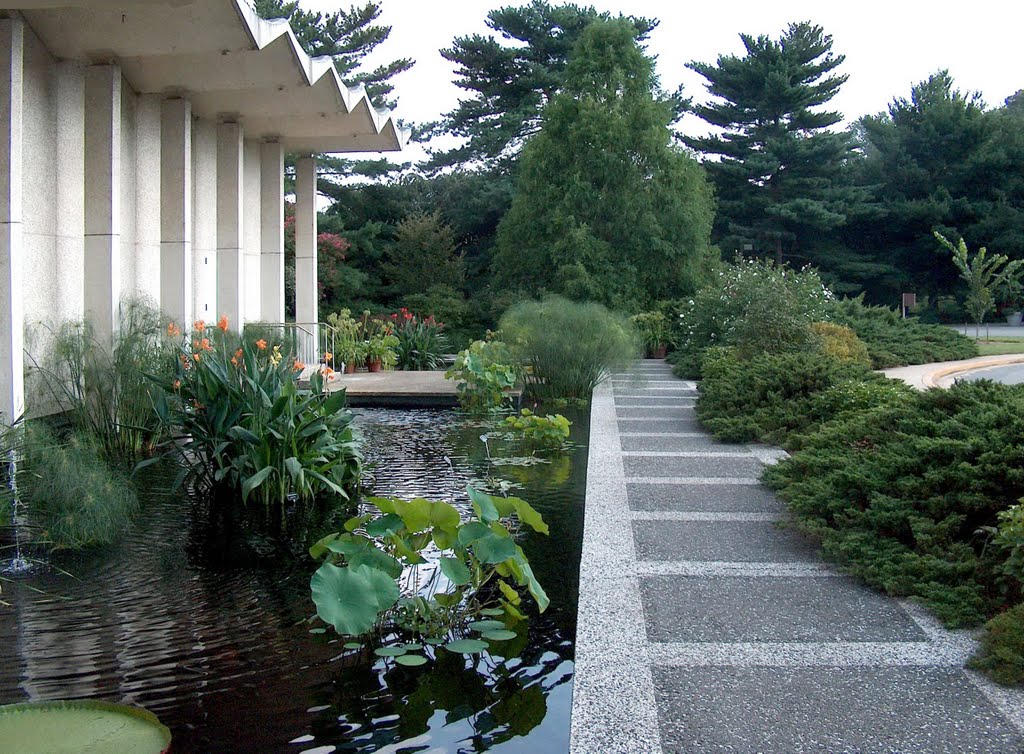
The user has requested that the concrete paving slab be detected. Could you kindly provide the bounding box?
[617,406,695,419]
[620,434,724,452]
[633,520,820,562]
[617,417,703,433]
[623,455,764,479]
[627,482,784,512]
[653,666,1024,753]
[615,396,696,406]
[641,575,926,643]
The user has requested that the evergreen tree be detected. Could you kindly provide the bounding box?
[426,1,662,171]
[491,19,715,309]
[383,211,465,300]
[686,22,856,264]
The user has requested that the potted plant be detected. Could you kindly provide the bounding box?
[364,333,398,372]
[337,340,363,373]
[630,311,670,358]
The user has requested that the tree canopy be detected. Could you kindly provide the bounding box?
[425,1,662,172]
[686,22,857,265]
[491,18,716,309]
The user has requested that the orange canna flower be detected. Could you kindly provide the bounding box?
[235,348,243,359]
[293,360,305,372]
[194,319,206,332]
[200,338,212,352]
[255,339,267,350]
[217,314,229,333]
[321,366,334,377]
[193,353,201,363]
[230,356,239,367]
[323,352,333,362]
[167,322,181,338]
[172,379,181,391]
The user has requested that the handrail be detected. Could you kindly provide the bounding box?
[243,321,337,367]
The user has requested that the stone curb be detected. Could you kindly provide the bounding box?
[924,354,1024,388]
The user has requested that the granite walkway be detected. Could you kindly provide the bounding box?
[570,359,1024,754]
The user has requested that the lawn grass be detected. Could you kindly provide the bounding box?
[976,338,1024,356]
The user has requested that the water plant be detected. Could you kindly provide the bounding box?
[445,339,522,412]
[503,409,571,449]
[309,486,549,660]
[150,318,361,507]
[500,296,638,401]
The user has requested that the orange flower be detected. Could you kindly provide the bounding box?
[323,352,333,362]
[194,319,206,332]
[167,322,181,338]
[235,348,243,359]
[199,338,212,352]
[230,356,239,367]
[192,353,201,363]
[320,366,334,377]
[179,354,191,370]
[172,379,181,391]
[293,359,305,372]
[217,314,229,333]
[255,339,267,350]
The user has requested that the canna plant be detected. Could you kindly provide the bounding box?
[149,317,361,507]
[391,308,451,371]
[309,486,549,660]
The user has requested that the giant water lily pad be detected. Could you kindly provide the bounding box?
[310,562,400,636]
[0,700,171,753]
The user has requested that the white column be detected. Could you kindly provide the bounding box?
[191,118,216,322]
[216,120,243,330]
[54,61,84,324]
[83,64,121,348]
[294,154,317,362]
[134,93,161,303]
[0,18,23,423]
[242,137,261,323]
[260,139,284,322]
[160,97,191,329]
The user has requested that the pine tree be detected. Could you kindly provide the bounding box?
[426,1,662,172]
[491,18,715,309]
[686,22,856,264]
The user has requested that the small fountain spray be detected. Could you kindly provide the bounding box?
[4,446,30,574]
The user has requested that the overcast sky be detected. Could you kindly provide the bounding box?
[303,0,1022,164]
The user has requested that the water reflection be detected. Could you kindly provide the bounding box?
[0,407,587,753]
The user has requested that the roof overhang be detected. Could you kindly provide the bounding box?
[0,0,407,153]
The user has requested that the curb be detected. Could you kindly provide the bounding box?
[923,355,1024,388]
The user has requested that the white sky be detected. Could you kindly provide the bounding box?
[303,0,1023,165]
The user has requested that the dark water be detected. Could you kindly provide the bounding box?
[0,408,588,753]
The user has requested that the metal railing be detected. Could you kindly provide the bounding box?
[242,321,337,368]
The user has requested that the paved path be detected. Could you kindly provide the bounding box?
[571,359,1024,754]
[882,354,1024,390]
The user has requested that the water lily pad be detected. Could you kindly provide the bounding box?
[481,629,517,641]
[343,642,362,650]
[467,620,506,632]
[310,563,400,636]
[374,646,408,657]
[395,654,428,667]
[0,700,171,753]
[444,639,490,654]
[480,608,505,617]
[308,628,327,635]
[423,637,445,645]
[402,643,423,651]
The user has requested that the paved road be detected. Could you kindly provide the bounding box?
[571,360,1024,753]
[956,363,1024,385]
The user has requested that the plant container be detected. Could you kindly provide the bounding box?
[366,358,383,373]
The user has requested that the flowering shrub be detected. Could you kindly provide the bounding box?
[150,317,361,507]
[671,258,833,377]
[391,307,450,371]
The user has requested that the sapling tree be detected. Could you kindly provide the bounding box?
[936,231,1024,339]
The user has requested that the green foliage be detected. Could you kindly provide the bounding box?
[503,409,571,449]
[390,308,450,371]
[827,296,978,367]
[696,348,879,446]
[27,299,170,464]
[686,22,857,263]
[309,487,549,651]
[630,311,671,354]
[671,259,833,376]
[491,19,715,309]
[499,296,638,401]
[383,211,465,300]
[991,502,1024,585]
[445,340,522,412]
[764,380,1024,627]
[427,1,660,171]
[970,603,1024,686]
[151,320,361,507]
[809,322,871,367]
[19,425,138,549]
[402,285,476,350]
[936,232,1024,328]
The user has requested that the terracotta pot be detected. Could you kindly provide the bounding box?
[344,361,357,374]
[366,358,382,373]
[647,344,667,359]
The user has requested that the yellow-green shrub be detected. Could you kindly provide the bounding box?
[810,321,871,367]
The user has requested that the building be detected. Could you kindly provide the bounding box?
[0,0,406,422]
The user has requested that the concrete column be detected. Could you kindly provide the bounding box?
[294,154,317,328]
[160,97,191,328]
[191,118,216,322]
[242,138,261,323]
[0,18,23,423]
[259,139,284,322]
[134,93,161,303]
[83,64,121,348]
[216,121,243,330]
[54,61,84,324]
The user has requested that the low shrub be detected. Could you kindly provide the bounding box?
[827,296,977,368]
[499,296,638,401]
[20,425,138,549]
[152,318,362,507]
[445,339,522,412]
[810,322,871,367]
[763,380,1024,627]
[970,604,1024,686]
[670,258,832,377]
